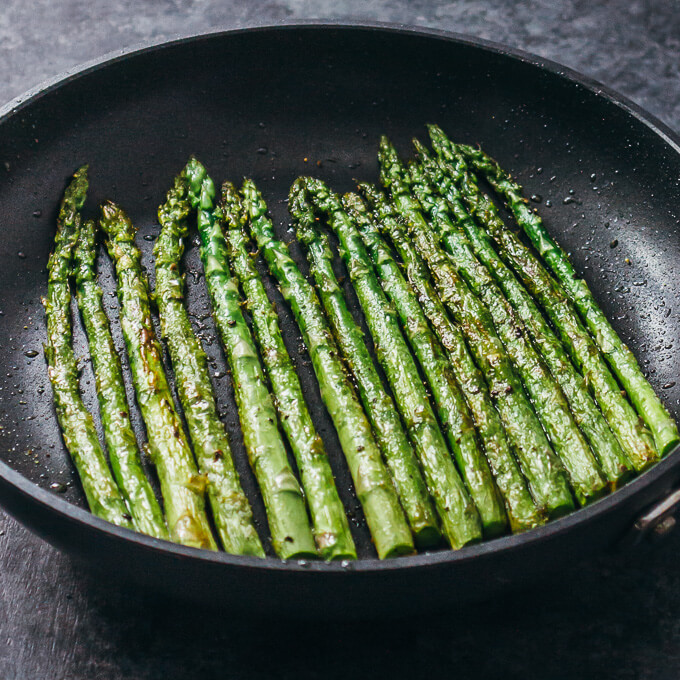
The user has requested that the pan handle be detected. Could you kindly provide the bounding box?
[619,487,680,550]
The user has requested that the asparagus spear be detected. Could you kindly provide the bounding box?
[220,181,355,560]
[428,126,659,471]
[99,200,216,549]
[241,179,414,559]
[377,152,574,518]
[380,139,602,505]
[73,218,168,538]
[297,177,484,547]
[412,141,632,487]
[285,184,441,549]
[153,172,264,557]
[184,161,316,560]
[43,167,133,527]
[360,183,543,532]
[341,191,507,535]
[458,141,679,457]
[391,151,607,505]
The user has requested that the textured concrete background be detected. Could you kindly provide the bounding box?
[1,1,680,679]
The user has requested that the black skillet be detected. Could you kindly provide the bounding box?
[0,23,678,618]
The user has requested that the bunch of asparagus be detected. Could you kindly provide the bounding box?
[43,125,678,560]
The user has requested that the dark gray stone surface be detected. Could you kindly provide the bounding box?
[1,1,679,678]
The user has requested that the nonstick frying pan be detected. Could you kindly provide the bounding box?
[0,23,679,618]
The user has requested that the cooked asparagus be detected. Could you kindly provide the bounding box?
[241,179,414,559]
[394,150,607,505]
[458,141,679,457]
[377,148,575,517]
[154,171,264,556]
[360,183,543,532]
[428,126,658,471]
[296,177,484,547]
[412,141,632,487]
[184,160,316,560]
[285,184,440,548]
[73,217,168,538]
[341,191,507,535]
[220,180,355,560]
[43,167,133,527]
[45,118,674,555]
[100,200,215,547]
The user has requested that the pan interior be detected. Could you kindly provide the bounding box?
[0,26,678,560]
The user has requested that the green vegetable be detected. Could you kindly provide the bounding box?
[241,179,414,559]
[184,159,316,560]
[220,180,355,560]
[284,184,440,549]
[429,126,659,471]
[377,146,575,518]
[297,177,483,548]
[154,171,264,556]
[73,217,168,538]
[100,200,216,547]
[457,141,678,456]
[43,167,133,527]
[342,191,507,536]
[360,183,543,532]
[395,149,607,505]
[413,140,632,487]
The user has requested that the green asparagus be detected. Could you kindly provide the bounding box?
[428,126,659,471]
[220,181,355,560]
[360,183,543,531]
[377,149,575,517]
[457,141,678,457]
[43,167,133,527]
[184,160,316,560]
[73,218,168,537]
[99,200,216,549]
[342,191,508,535]
[241,179,414,559]
[285,184,441,548]
[296,177,484,547]
[413,141,632,487]
[392,150,607,505]
[154,171,264,557]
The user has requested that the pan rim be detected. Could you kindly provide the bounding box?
[2,20,678,574]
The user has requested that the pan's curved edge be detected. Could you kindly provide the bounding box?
[2,438,679,575]
[0,20,678,577]
[2,20,679,152]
